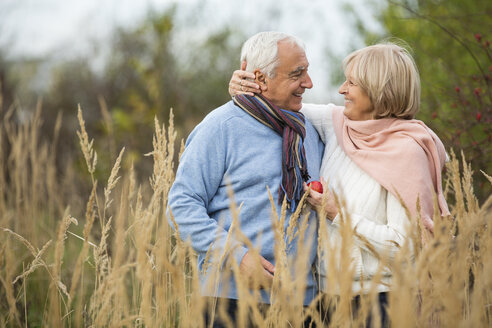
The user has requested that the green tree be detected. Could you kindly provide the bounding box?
[349,0,492,202]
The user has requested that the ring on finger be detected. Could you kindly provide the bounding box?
[240,85,244,91]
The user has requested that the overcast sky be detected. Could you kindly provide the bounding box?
[1,0,383,103]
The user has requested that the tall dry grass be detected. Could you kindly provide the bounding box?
[0,104,491,327]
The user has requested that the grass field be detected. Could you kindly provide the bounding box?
[0,106,491,327]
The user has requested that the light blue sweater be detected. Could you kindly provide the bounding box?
[168,100,324,305]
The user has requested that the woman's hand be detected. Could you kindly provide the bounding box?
[303,178,339,221]
[228,61,261,97]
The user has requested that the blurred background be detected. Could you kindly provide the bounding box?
[1,0,491,202]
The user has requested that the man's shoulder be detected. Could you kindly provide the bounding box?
[201,101,243,124]
[187,101,246,141]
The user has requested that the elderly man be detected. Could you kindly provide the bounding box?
[168,31,323,326]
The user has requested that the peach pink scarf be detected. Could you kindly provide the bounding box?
[332,107,450,233]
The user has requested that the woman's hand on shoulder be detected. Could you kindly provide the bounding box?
[303,178,339,221]
[229,61,261,97]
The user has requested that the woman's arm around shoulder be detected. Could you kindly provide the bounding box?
[300,103,340,144]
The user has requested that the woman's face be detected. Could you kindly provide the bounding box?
[338,67,373,121]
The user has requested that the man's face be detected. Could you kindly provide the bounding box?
[261,40,313,111]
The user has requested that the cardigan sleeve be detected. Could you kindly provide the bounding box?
[332,191,410,259]
[300,103,336,144]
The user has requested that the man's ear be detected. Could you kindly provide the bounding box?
[254,70,268,92]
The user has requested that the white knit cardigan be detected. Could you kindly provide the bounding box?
[301,103,412,295]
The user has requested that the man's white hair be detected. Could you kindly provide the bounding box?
[240,31,305,79]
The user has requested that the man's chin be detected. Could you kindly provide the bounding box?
[286,99,303,111]
[291,103,303,112]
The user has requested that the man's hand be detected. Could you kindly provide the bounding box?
[239,251,275,290]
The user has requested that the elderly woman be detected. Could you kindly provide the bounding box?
[229,42,450,326]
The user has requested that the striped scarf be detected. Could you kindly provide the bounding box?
[233,94,310,211]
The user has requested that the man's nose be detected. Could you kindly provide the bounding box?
[302,73,313,89]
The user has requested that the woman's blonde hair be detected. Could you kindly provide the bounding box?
[343,42,420,119]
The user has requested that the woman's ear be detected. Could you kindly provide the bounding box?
[254,70,268,91]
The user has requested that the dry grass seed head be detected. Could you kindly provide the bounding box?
[103,147,125,212]
[12,239,52,285]
[76,105,97,174]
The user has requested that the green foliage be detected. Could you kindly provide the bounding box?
[350,0,492,202]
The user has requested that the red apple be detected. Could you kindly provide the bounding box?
[308,181,323,193]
